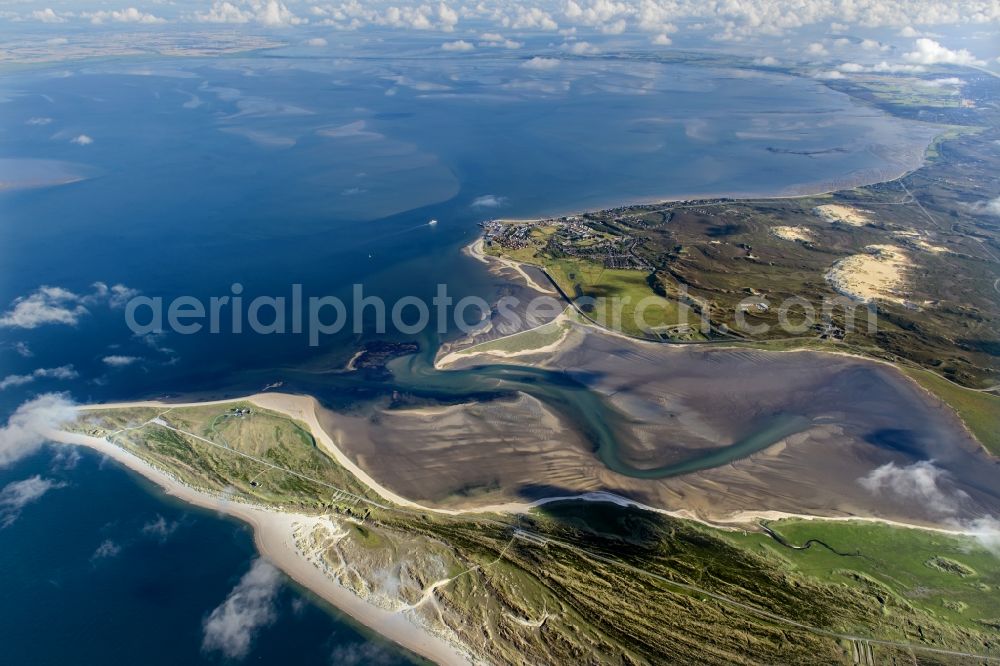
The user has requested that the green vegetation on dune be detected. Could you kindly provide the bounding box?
[77,403,378,509]
[69,402,1000,664]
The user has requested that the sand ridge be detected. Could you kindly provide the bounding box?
[771,225,814,242]
[465,237,556,295]
[814,203,874,227]
[826,243,912,304]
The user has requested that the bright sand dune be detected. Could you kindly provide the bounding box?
[826,244,912,304]
[894,229,950,254]
[771,225,813,242]
[814,203,873,226]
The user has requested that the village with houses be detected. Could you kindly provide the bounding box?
[480,215,652,270]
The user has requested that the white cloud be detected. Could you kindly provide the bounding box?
[0,476,65,527]
[253,0,305,26]
[0,376,34,391]
[0,283,139,329]
[860,460,1000,553]
[506,6,558,31]
[92,539,122,560]
[0,287,88,329]
[479,34,522,49]
[471,194,507,208]
[370,2,458,31]
[116,2,998,42]
[441,39,474,52]
[755,56,780,66]
[102,355,141,367]
[71,134,93,146]
[837,60,927,75]
[860,38,888,51]
[329,641,398,666]
[965,517,1000,554]
[814,70,845,79]
[195,0,305,27]
[50,447,81,471]
[859,460,965,516]
[304,37,327,47]
[46,37,69,46]
[85,7,165,25]
[521,56,560,70]
[563,40,599,55]
[899,26,922,37]
[194,1,251,23]
[96,283,141,309]
[436,2,458,31]
[837,62,866,72]
[13,342,32,358]
[0,393,77,468]
[923,76,964,88]
[202,558,282,660]
[563,0,624,32]
[968,196,1000,217]
[26,117,53,126]
[651,33,672,45]
[904,38,983,66]
[870,61,926,73]
[31,8,67,23]
[807,42,828,57]
[601,18,627,34]
[137,331,175,356]
[0,365,78,391]
[142,515,180,541]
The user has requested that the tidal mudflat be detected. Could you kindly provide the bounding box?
[330,317,1000,526]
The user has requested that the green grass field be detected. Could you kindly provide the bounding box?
[723,519,1000,632]
[542,258,685,337]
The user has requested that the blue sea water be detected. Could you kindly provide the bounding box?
[0,45,936,663]
[0,449,417,665]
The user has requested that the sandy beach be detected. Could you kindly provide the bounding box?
[44,426,473,666]
[465,237,556,295]
[434,308,574,369]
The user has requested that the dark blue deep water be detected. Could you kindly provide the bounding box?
[0,449,417,665]
[0,46,935,664]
